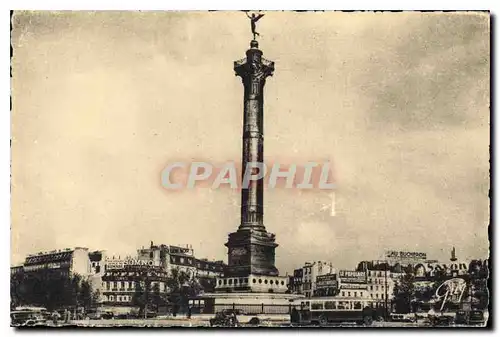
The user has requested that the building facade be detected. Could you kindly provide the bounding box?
[338,270,370,299]
[100,259,169,315]
[292,261,335,297]
[18,247,93,278]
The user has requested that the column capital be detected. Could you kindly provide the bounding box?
[234,42,275,81]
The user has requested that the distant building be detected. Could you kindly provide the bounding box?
[290,268,303,294]
[11,242,226,314]
[134,242,225,289]
[101,257,170,315]
[365,268,403,305]
[293,261,335,297]
[338,270,369,299]
[99,241,226,314]
[20,247,92,278]
[10,265,24,275]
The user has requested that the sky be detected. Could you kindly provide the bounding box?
[11,11,490,273]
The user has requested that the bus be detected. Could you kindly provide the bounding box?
[290,297,376,326]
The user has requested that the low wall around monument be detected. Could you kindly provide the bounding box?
[215,274,289,293]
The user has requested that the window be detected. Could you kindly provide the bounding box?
[253,279,257,283]
[228,279,233,285]
[325,301,337,310]
[342,291,345,297]
[281,281,285,285]
[223,279,227,285]
[121,281,125,288]
[258,279,262,284]
[353,301,362,310]
[311,302,324,310]
[370,285,373,290]
[113,281,117,288]
[348,292,351,297]
[338,301,350,310]
[109,296,114,301]
[235,279,239,285]
[150,252,154,258]
[264,279,268,284]
[270,280,274,285]
[218,280,222,286]
[244,278,248,284]
[376,294,379,299]
[354,292,357,297]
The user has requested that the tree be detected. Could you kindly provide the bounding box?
[165,268,203,315]
[150,282,167,312]
[10,271,98,314]
[78,278,95,312]
[131,279,150,316]
[393,273,415,314]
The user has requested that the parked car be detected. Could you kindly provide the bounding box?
[209,310,240,327]
[86,312,102,320]
[429,314,454,326]
[469,310,486,325]
[11,307,48,327]
[390,313,416,323]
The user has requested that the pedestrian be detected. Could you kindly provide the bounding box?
[51,311,59,326]
[187,306,192,319]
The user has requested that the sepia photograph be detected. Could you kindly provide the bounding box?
[9,10,490,328]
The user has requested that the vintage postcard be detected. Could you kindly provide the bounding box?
[10,11,490,328]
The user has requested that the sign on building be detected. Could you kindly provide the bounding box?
[340,283,368,290]
[338,270,367,284]
[414,261,469,277]
[105,259,160,270]
[316,274,338,288]
[385,250,427,262]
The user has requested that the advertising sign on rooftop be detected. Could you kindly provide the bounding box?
[338,270,367,284]
[385,250,427,262]
[316,274,338,288]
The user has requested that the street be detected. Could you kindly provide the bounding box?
[59,317,485,328]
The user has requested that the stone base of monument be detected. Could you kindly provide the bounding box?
[192,291,304,316]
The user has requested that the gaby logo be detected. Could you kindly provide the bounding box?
[435,278,467,311]
[160,161,336,190]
